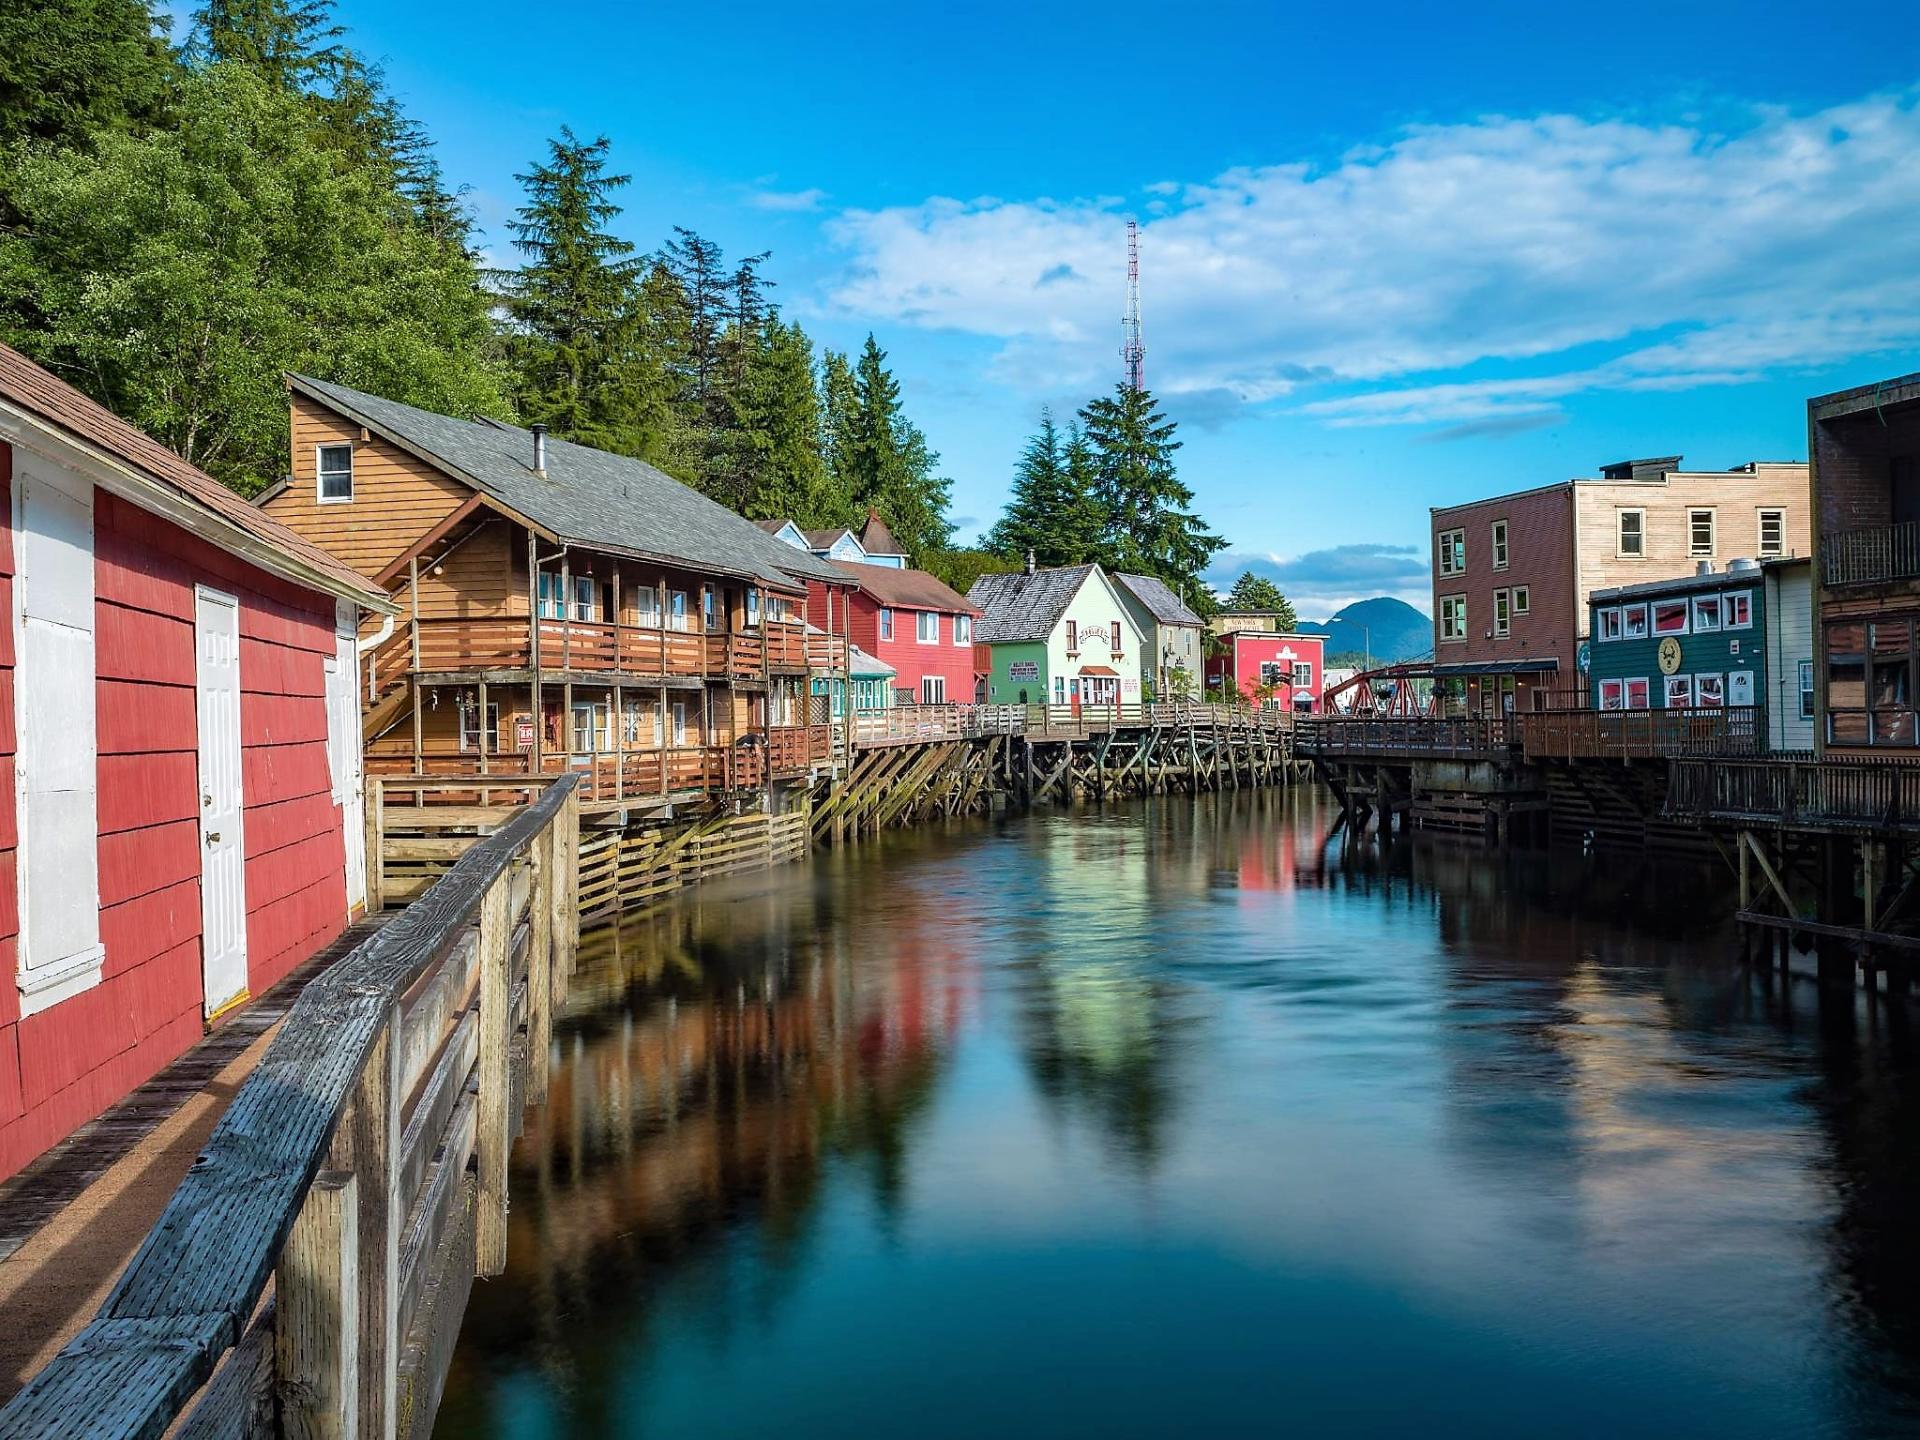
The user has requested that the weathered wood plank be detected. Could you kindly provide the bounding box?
[275,1170,358,1440]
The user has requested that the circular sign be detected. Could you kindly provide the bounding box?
[1657,636,1684,675]
[1577,641,1592,675]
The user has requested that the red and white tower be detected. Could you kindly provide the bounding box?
[1121,219,1145,392]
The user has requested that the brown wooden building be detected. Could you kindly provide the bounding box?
[260,376,851,811]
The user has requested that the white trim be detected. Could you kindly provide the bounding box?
[314,441,354,505]
[1491,518,1509,572]
[915,610,939,645]
[1757,507,1786,557]
[954,613,972,645]
[1687,506,1716,558]
[1617,507,1646,557]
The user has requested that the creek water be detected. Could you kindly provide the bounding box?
[435,789,1920,1438]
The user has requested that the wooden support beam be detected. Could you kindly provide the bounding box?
[475,874,512,1276]
[276,1170,359,1440]
[1741,831,1796,918]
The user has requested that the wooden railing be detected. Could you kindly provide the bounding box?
[1519,706,1763,761]
[846,702,1288,747]
[1295,715,1513,759]
[0,778,582,1440]
[1668,757,1920,831]
[1821,519,1920,588]
[765,621,810,670]
[381,617,846,683]
[768,723,834,774]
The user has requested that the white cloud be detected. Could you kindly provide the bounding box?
[748,186,829,213]
[824,91,1920,422]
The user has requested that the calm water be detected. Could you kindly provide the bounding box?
[436,790,1920,1438]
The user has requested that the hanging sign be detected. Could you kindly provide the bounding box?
[515,718,535,750]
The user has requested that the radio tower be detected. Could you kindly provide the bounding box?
[1121,219,1145,392]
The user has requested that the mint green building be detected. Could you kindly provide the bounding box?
[967,563,1146,707]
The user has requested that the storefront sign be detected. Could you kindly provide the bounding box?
[1009,661,1040,680]
[515,718,535,750]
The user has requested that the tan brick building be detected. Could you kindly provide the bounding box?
[1430,457,1810,712]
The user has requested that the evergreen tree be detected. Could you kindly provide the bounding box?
[1224,571,1296,628]
[818,347,861,523]
[662,226,729,419]
[500,128,667,457]
[737,318,833,521]
[1079,383,1223,599]
[986,408,1104,566]
[0,0,175,148]
[189,0,343,92]
[846,335,952,562]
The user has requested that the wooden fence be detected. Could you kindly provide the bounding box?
[1518,706,1763,761]
[1668,757,1920,831]
[849,702,1293,748]
[0,776,582,1440]
[1295,716,1513,759]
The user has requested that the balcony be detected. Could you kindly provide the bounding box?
[374,616,837,685]
[1821,520,1920,588]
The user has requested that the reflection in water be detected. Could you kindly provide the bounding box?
[437,791,1920,1438]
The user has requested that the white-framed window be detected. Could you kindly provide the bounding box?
[1725,590,1753,629]
[1688,508,1716,557]
[1758,508,1786,557]
[702,587,718,631]
[1291,661,1312,686]
[1625,677,1651,710]
[745,589,761,628]
[1729,670,1755,708]
[1692,593,1722,632]
[632,584,660,627]
[668,590,690,632]
[1598,607,1623,642]
[955,614,972,644]
[1618,509,1645,557]
[1440,594,1466,641]
[1438,528,1466,576]
[1696,673,1726,708]
[916,611,939,644]
[1622,604,1649,640]
[536,571,565,620]
[922,675,947,703]
[622,699,660,747]
[1651,600,1689,636]
[1052,675,1066,704]
[670,700,690,746]
[1599,678,1624,710]
[1492,588,1511,638]
[460,702,500,753]
[1664,673,1694,708]
[1491,519,1509,571]
[316,442,354,503]
[571,575,598,622]
[1799,659,1815,720]
[569,701,609,753]
[879,608,894,641]
[1259,660,1284,685]
[1512,585,1529,616]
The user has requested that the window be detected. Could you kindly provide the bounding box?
[1440,595,1467,641]
[1599,678,1624,710]
[1729,670,1755,708]
[1112,618,1124,654]
[1053,675,1066,704]
[460,702,500,753]
[879,608,894,641]
[569,702,608,753]
[622,699,660,747]
[1758,509,1786,557]
[1491,519,1509,571]
[670,700,690,746]
[917,611,939,644]
[537,571,565,620]
[632,584,660,627]
[1512,586,1529,616]
[922,675,947,704]
[1664,674,1693,708]
[1259,661,1284,685]
[1625,677,1651,710]
[1292,661,1312,686]
[316,443,353,503]
[1651,600,1689,636]
[1800,659,1815,720]
[702,587,717,631]
[1438,528,1466,576]
[1724,591,1753,629]
[1618,509,1645,557]
[1622,605,1649,639]
[1695,673,1726,708]
[1692,594,1722,632]
[571,575,598,622]
[955,614,972,644]
[1492,588,1511,638]
[1688,508,1716,557]
[1598,607,1622,642]
[668,590,689,631]
[1066,620,1079,652]
[745,589,761,627]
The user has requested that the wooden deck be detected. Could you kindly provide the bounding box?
[1667,756,1920,834]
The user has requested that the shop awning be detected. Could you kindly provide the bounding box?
[1078,665,1119,677]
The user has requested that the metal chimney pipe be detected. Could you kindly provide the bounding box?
[1025,548,1036,575]
[531,422,548,475]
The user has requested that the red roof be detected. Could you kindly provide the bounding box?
[830,559,981,614]
[0,345,385,606]
[1077,664,1120,677]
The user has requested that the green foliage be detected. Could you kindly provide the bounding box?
[188,0,343,92]
[1164,662,1198,701]
[842,335,952,562]
[923,547,1013,595]
[1224,571,1296,630]
[985,408,1105,566]
[0,63,504,491]
[0,0,175,149]
[1079,384,1224,595]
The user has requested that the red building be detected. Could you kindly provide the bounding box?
[0,346,388,1180]
[806,561,981,705]
[1207,631,1326,712]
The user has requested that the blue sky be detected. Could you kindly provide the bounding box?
[263,1,1919,617]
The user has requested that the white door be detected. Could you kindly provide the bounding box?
[1728,670,1755,708]
[195,586,248,1017]
[327,606,366,914]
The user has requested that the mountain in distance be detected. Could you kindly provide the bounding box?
[1297,596,1431,664]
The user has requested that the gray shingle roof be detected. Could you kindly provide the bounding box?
[967,564,1101,642]
[1114,572,1203,627]
[289,375,842,592]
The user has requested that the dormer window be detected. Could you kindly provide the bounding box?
[317,443,353,503]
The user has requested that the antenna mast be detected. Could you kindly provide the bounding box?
[1121,218,1145,392]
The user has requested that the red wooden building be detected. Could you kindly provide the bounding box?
[806,561,981,706]
[0,346,389,1180]
[1207,631,1327,712]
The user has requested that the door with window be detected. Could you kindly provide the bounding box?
[196,586,249,1017]
[1728,670,1755,709]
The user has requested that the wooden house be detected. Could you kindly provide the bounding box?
[1207,630,1327,712]
[968,562,1145,708]
[259,377,852,811]
[1113,572,1205,699]
[0,344,390,1180]
[803,561,981,706]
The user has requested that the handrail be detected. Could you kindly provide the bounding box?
[1,777,582,1439]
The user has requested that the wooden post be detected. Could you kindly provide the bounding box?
[476,874,512,1276]
[276,1171,359,1440]
[559,548,572,672]
[529,528,544,775]
[548,805,569,1002]
[364,776,384,914]
[1737,830,1752,910]
[326,1009,402,1439]
[477,678,490,777]
[528,820,554,1104]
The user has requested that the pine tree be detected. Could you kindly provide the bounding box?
[986,408,1104,566]
[500,128,666,457]
[818,347,861,523]
[1079,383,1223,597]
[1225,572,1295,628]
[734,319,831,521]
[0,0,175,149]
[662,227,729,419]
[846,335,952,562]
[189,0,343,91]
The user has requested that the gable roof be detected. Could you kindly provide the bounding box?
[858,508,904,557]
[802,526,860,552]
[831,560,980,613]
[967,563,1103,642]
[0,345,387,609]
[288,375,842,593]
[1114,572,1203,627]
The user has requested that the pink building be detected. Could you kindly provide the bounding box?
[1206,632,1326,712]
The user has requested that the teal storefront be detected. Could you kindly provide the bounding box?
[1587,566,1766,711]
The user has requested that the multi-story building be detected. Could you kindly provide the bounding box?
[1429,456,1810,713]
[1808,372,1920,754]
[260,377,851,809]
[1206,630,1326,712]
[969,562,1145,707]
[1114,573,1205,699]
[804,561,981,706]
